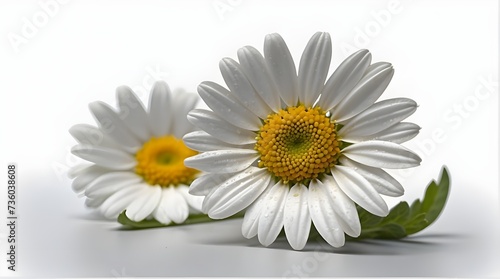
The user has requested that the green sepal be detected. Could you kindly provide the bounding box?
[353,166,451,240]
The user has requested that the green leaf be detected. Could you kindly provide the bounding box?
[358,223,407,239]
[404,213,429,235]
[354,166,451,240]
[422,167,450,224]
[384,201,410,224]
[117,211,245,230]
[409,199,422,220]
[357,205,384,227]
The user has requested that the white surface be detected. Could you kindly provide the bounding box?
[0,0,499,277]
[13,172,500,277]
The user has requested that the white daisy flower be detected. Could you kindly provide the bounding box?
[184,32,422,250]
[68,81,203,225]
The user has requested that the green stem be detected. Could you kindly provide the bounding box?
[118,211,245,230]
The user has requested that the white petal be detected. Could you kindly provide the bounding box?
[340,157,404,197]
[100,184,144,218]
[69,124,120,149]
[88,101,141,152]
[70,165,108,193]
[148,80,172,137]
[85,197,106,208]
[67,163,92,179]
[201,185,220,214]
[162,186,189,224]
[125,185,162,222]
[257,181,288,246]
[187,109,256,145]
[184,149,259,173]
[242,204,262,239]
[202,167,271,219]
[319,49,372,110]
[188,172,233,196]
[71,144,136,170]
[359,122,421,144]
[321,175,361,237]
[237,46,281,112]
[284,184,311,250]
[116,85,151,142]
[264,33,298,107]
[219,58,271,119]
[152,190,173,225]
[85,171,142,199]
[198,81,261,130]
[342,140,422,169]
[241,185,272,239]
[298,32,332,106]
[339,98,417,140]
[332,62,394,122]
[308,179,345,247]
[331,166,388,217]
[177,185,204,211]
[171,91,199,138]
[183,131,251,152]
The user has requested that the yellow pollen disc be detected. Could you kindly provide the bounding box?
[255,105,340,184]
[135,135,199,187]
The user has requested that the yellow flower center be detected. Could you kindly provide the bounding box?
[255,105,340,184]
[135,135,199,187]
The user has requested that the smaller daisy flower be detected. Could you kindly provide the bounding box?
[184,32,422,250]
[68,81,203,225]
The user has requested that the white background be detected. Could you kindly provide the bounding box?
[0,0,498,277]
